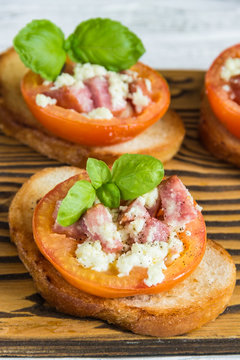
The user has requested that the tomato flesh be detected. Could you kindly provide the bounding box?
[205,43,240,139]
[33,173,206,298]
[21,62,170,146]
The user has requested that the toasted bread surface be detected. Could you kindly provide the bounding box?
[0,48,185,167]
[9,166,236,337]
[200,94,240,167]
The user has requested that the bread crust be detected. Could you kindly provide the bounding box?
[0,48,185,167]
[199,94,240,167]
[9,166,236,337]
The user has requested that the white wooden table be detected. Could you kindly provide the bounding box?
[0,1,240,359]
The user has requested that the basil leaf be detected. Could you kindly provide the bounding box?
[13,19,66,81]
[96,183,120,208]
[64,33,79,62]
[86,158,111,189]
[65,18,145,72]
[111,154,164,200]
[57,180,95,227]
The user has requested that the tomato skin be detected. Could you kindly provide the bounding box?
[21,62,170,147]
[205,43,240,139]
[33,173,206,298]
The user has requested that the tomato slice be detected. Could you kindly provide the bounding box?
[33,174,206,298]
[21,62,170,146]
[205,43,240,139]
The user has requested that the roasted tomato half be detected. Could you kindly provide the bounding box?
[21,62,170,146]
[33,173,206,298]
[205,43,240,139]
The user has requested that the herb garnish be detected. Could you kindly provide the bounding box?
[57,154,164,227]
[13,18,145,81]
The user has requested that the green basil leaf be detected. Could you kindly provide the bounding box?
[86,158,111,189]
[96,183,120,208]
[64,33,79,62]
[65,18,145,71]
[111,154,164,200]
[57,180,95,227]
[13,19,66,81]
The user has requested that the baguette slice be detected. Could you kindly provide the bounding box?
[200,94,240,167]
[9,166,236,337]
[0,48,185,167]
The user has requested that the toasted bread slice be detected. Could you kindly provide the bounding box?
[200,94,240,167]
[9,166,236,337]
[0,48,185,167]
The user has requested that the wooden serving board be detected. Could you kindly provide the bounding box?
[0,70,239,357]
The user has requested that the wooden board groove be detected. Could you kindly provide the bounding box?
[0,69,240,357]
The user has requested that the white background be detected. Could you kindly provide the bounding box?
[1,0,240,70]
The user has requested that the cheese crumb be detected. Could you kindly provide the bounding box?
[145,78,152,92]
[84,107,113,120]
[126,217,146,238]
[195,204,203,212]
[116,242,169,286]
[35,94,57,108]
[169,231,184,253]
[142,187,158,208]
[108,72,129,111]
[221,57,240,81]
[131,86,150,113]
[52,73,76,89]
[74,63,107,81]
[222,84,231,92]
[76,240,116,272]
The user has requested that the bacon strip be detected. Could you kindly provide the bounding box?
[159,175,198,228]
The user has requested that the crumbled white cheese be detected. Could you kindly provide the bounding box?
[116,242,169,286]
[118,227,130,246]
[125,217,146,238]
[186,230,191,236]
[43,80,51,86]
[76,240,116,272]
[168,231,184,254]
[35,94,57,108]
[145,261,166,286]
[84,107,113,120]
[108,72,129,111]
[145,78,152,92]
[222,84,231,92]
[221,57,240,81]
[125,70,138,79]
[142,187,158,208]
[130,86,150,113]
[74,63,107,81]
[52,73,76,89]
[167,230,184,261]
[195,204,203,212]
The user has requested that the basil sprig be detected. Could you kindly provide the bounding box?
[57,154,164,227]
[13,18,145,81]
